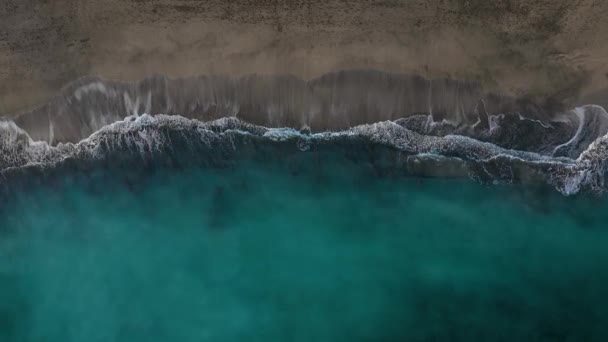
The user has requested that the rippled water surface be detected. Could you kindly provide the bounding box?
[1,161,608,341]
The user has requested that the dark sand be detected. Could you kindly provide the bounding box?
[1,0,607,117]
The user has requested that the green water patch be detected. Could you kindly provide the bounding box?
[1,161,608,341]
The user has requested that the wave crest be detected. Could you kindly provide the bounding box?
[4,71,608,195]
[2,113,606,196]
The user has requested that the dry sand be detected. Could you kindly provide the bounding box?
[1,0,607,117]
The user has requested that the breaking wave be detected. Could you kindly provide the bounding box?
[2,71,608,196]
[1,110,607,196]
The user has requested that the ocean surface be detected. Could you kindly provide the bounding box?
[1,159,608,341]
[2,72,608,341]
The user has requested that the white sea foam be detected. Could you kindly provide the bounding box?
[2,112,608,195]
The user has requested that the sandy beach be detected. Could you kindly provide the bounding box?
[1,0,607,117]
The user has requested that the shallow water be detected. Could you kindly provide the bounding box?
[1,161,608,341]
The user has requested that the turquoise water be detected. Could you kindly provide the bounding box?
[2,160,608,341]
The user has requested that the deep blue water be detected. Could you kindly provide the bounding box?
[1,161,608,341]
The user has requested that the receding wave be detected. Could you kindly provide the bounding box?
[2,70,608,196]
[10,70,573,145]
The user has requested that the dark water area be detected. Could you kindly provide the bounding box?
[1,158,608,341]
